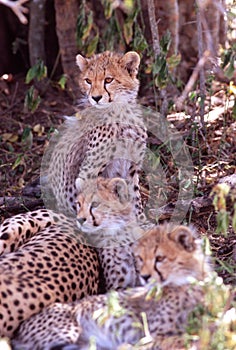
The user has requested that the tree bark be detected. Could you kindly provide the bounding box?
[28,0,46,66]
[147,0,160,56]
[54,0,80,97]
[140,0,179,56]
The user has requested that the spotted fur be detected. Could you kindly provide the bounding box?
[0,177,148,338]
[42,51,147,217]
[75,177,147,292]
[0,209,99,338]
[13,224,210,350]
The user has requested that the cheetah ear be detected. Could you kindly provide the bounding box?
[76,54,88,72]
[75,177,85,192]
[169,226,196,252]
[120,51,140,78]
[109,178,129,204]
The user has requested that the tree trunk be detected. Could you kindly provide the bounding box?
[140,0,227,82]
[140,0,179,56]
[28,0,46,66]
[54,0,80,98]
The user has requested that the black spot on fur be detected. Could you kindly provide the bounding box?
[0,233,9,240]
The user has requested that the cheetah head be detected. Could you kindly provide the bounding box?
[75,177,136,234]
[134,224,210,286]
[76,51,140,108]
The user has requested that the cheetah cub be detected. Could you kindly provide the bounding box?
[76,51,140,107]
[42,51,147,217]
[13,224,211,350]
[75,176,148,292]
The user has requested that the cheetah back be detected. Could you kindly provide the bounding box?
[0,210,99,338]
[13,224,209,349]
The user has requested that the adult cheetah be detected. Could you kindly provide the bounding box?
[0,209,99,338]
[13,224,211,350]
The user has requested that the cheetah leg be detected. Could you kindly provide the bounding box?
[97,246,139,291]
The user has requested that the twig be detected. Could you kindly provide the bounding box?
[196,0,206,131]
[0,0,29,24]
[165,0,179,55]
[175,50,210,111]
[148,195,213,221]
[147,0,170,117]
[221,289,236,318]
[0,196,44,218]
[0,100,22,117]
[160,89,168,118]
[147,0,160,56]
[10,81,19,113]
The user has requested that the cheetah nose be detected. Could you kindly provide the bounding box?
[141,274,151,283]
[92,95,102,103]
[77,218,86,225]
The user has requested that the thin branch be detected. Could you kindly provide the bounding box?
[175,50,210,111]
[0,196,44,217]
[0,0,29,24]
[165,0,179,55]
[147,0,160,56]
[146,0,170,117]
[196,0,206,131]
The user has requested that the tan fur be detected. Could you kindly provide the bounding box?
[0,210,99,338]
[13,224,210,350]
[76,51,140,107]
[43,78,146,217]
[134,224,209,286]
[75,177,145,291]
[75,177,136,234]
[42,51,146,217]
[0,177,144,339]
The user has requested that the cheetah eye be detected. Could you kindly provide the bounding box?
[91,201,99,209]
[76,201,81,210]
[85,78,92,85]
[104,77,113,84]
[136,255,143,266]
[155,255,165,264]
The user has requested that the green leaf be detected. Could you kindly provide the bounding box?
[76,3,95,51]
[160,31,171,54]
[123,20,133,45]
[224,56,235,79]
[82,11,93,41]
[22,127,33,149]
[232,204,236,233]
[58,75,67,90]
[221,48,233,69]
[202,236,212,256]
[76,5,86,47]
[12,154,23,170]
[189,91,197,101]
[25,66,37,84]
[102,0,113,19]
[24,86,41,113]
[86,33,99,57]
[216,210,229,236]
[167,53,181,69]
[132,23,148,52]
[25,60,47,84]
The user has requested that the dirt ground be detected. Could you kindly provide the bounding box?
[0,73,235,285]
